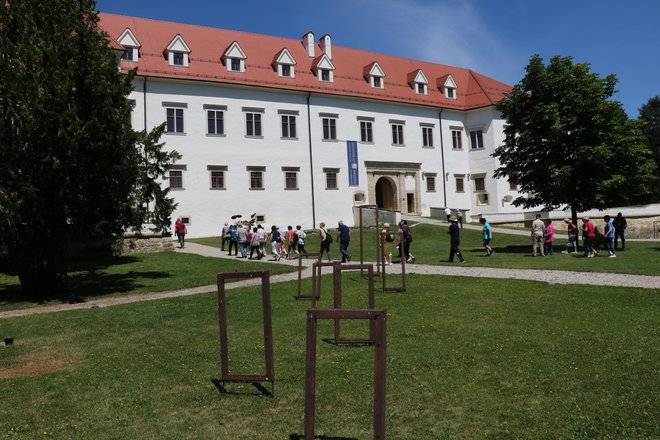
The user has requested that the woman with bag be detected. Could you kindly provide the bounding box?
[319,222,333,262]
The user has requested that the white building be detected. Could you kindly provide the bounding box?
[101,13,524,238]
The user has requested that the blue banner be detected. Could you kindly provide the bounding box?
[347,140,359,186]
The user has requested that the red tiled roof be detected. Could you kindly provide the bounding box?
[99,13,511,111]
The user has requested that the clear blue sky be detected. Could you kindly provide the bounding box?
[97,0,659,117]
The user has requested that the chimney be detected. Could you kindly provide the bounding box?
[302,31,315,58]
[320,34,332,59]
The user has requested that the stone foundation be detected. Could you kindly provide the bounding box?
[499,216,660,239]
[122,236,175,254]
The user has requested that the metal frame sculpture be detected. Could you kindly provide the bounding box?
[310,261,340,308]
[358,204,381,276]
[305,308,387,440]
[332,263,376,345]
[216,271,274,393]
[294,252,322,300]
[380,231,406,292]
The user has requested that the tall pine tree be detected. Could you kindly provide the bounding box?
[0,0,179,297]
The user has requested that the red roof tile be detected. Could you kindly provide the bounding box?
[99,13,511,111]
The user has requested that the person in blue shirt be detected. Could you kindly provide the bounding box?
[336,220,352,263]
[480,217,494,256]
[603,215,616,258]
[447,216,464,263]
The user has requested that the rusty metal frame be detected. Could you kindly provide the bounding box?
[294,252,322,300]
[332,263,376,345]
[310,261,340,308]
[216,271,274,393]
[380,233,406,292]
[305,308,387,440]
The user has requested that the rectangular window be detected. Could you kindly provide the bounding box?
[446,87,455,99]
[210,171,225,189]
[166,108,184,133]
[422,126,434,147]
[250,171,264,190]
[320,69,330,82]
[246,112,262,137]
[391,124,404,145]
[169,170,183,189]
[281,115,297,139]
[456,177,465,192]
[373,76,382,88]
[426,176,436,192]
[281,64,291,77]
[173,52,184,66]
[451,130,463,149]
[325,171,338,190]
[285,172,298,190]
[230,58,241,72]
[509,179,518,191]
[322,118,337,140]
[470,130,484,149]
[207,110,224,135]
[360,121,373,143]
[474,177,486,192]
[416,83,426,94]
[121,49,133,61]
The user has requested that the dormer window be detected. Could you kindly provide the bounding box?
[272,48,296,78]
[364,61,385,89]
[117,28,140,63]
[438,74,458,100]
[312,53,335,83]
[222,41,247,73]
[165,34,190,67]
[408,69,429,95]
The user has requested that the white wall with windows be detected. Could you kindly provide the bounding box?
[129,78,519,238]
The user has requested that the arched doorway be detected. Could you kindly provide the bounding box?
[375,177,396,210]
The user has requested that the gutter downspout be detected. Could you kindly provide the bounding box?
[306,92,317,228]
[438,108,447,207]
[143,76,148,131]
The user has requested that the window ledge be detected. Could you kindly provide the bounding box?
[206,134,227,138]
[284,188,299,191]
[391,144,406,147]
[245,135,265,139]
[209,188,227,191]
[249,187,265,191]
[325,187,339,190]
[165,132,187,136]
[322,139,339,142]
[169,187,185,191]
[422,146,435,149]
[359,141,375,145]
[281,137,299,141]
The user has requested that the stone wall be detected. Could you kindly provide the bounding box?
[499,216,660,239]
[121,236,175,254]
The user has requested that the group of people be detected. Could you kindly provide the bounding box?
[531,212,627,258]
[221,222,308,261]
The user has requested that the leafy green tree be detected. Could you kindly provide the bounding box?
[493,55,656,223]
[0,0,179,297]
[638,96,660,201]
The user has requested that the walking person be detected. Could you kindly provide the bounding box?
[447,216,464,263]
[582,217,595,258]
[249,227,262,259]
[319,222,333,262]
[286,225,298,259]
[400,220,415,263]
[381,223,394,266]
[236,223,248,258]
[175,217,187,249]
[337,220,352,263]
[256,224,267,259]
[269,225,282,261]
[613,212,627,251]
[603,215,616,258]
[444,207,452,222]
[296,225,308,256]
[561,218,579,254]
[227,223,239,256]
[480,217,494,256]
[531,214,545,256]
[221,222,230,251]
[544,220,555,255]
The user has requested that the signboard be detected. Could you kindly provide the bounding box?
[347,140,359,186]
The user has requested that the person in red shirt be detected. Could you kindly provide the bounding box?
[582,217,595,257]
[175,217,187,249]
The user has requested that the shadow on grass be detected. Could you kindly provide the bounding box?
[289,434,358,440]
[0,255,169,306]
[211,379,273,397]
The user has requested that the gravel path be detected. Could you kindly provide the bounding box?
[2,235,658,320]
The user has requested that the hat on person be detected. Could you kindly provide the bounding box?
[449,216,458,222]
[383,222,390,227]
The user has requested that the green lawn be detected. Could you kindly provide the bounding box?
[191,224,660,276]
[1,274,657,439]
[0,252,295,312]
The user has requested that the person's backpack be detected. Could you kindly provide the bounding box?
[323,229,333,243]
[272,230,281,242]
[385,229,394,242]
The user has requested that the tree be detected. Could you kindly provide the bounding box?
[638,96,660,201]
[493,55,656,224]
[0,0,179,297]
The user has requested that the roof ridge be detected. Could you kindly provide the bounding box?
[468,69,494,106]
